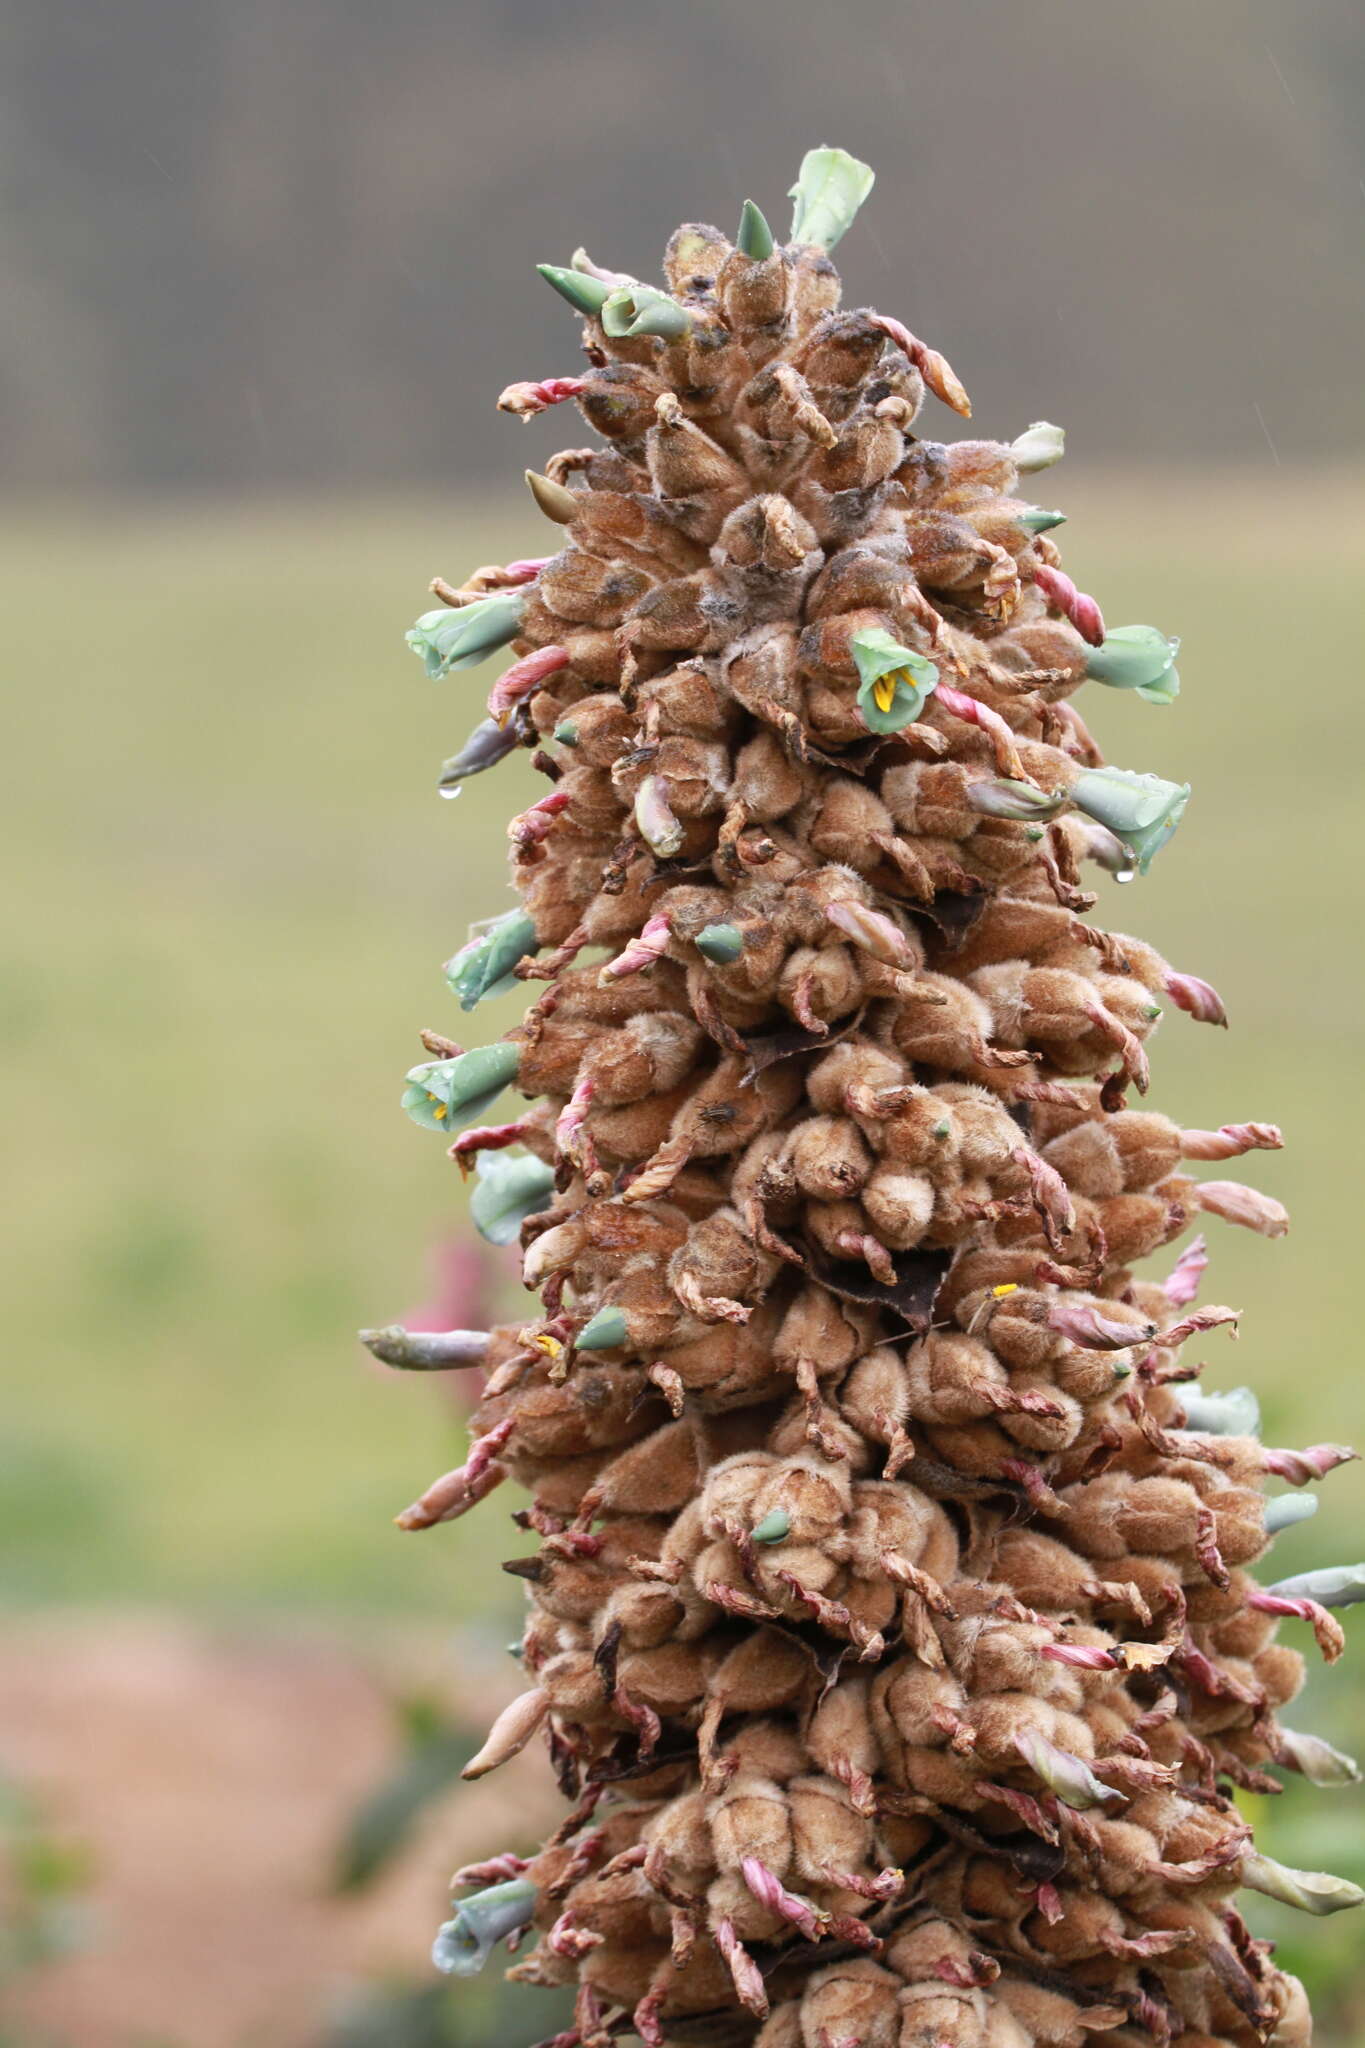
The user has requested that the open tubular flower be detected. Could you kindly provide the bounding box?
[366,146,1354,2048]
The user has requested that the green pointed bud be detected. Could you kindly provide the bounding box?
[1015,1729,1115,1810]
[577,1305,629,1352]
[966,778,1067,822]
[401,1042,521,1133]
[788,146,875,251]
[1086,625,1181,706]
[1110,1358,1134,1381]
[751,1508,791,1545]
[552,720,579,747]
[1268,1563,1365,1610]
[1240,1852,1365,1917]
[1010,421,1066,472]
[600,285,692,341]
[536,263,613,317]
[432,1878,538,1976]
[933,1119,952,1140]
[445,910,539,1010]
[1276,1727,1363,1787]
[525,468,579,524]
[469,1150,555,1247]
[1180,1384,1261,1437]
[438,716,519,790]
[1070,766,1190,875]
[696,922,745,966]
[359,1326,490,1371]
[1264,1493,1318,1534]
[406,590,527,678]
[1017,506,1067,534]
[850,627,939,733]
[736,198,775,260]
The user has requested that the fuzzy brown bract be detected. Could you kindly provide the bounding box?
[375,150,1358,2047]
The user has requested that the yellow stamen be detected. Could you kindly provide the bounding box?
[991,1282,1018,1299]
[430,1099,448,1118]
[873,672,899,714]
[519,1328,563,1360]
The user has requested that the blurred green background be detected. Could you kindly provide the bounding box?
[3,0,1363,2041]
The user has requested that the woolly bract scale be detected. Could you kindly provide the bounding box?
[373,150,1359,2048]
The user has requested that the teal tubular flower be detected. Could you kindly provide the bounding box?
[1085,625,1181,706]
[432,1878,538,1976]
[445,910,538,1010]
[788,147,875,250]
[1069,766,1190,875]
[405,591,527,678]
[401,1042,521,1133]
[850,627,939,734]
[468,1151,555,1247]
[600,285,692,340]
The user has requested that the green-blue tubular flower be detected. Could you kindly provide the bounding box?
[1268,1563,1365,1609]
[445,910,538,1010]
[469,1151,555,1247]
[1069,766,1190,875]
[401,1042,521,1133]
[751,1509,790,1545]
[788,147,875,250]
[850,627,939,734]
[432,1878,538,1976]
[535,264,614,317]
[1085,625,1181,706]
[1179,1384,1260,1436]
[600,285,692,341]
[406,590,527,677]
[1263,1494,1318,1535]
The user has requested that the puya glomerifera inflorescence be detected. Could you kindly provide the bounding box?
[366,149,1362,2048]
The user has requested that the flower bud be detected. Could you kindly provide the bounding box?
[524,468,579,524]
[401,1042,521,1132]
[359,1325,489,1370]
[788,146,875,250]
[535,263,614,317]
[1069,766,1190,875]
[406,590,527,676]
[964,778,1066,822]
[438,716,520,791]
[752,1509,791,1545]
[849,627,939,732]
[1085,625,1181,705]
[469,1151,556,1246]
[736,198,775,260]
[445,910,539,1009]
[1010,420,1066,471]
[1016,505,1067,534]
[432,1876,538,1975]
[697,922,745,965]
[577,1305,630,1352]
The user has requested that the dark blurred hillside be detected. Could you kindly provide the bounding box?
[1,0,1361,491]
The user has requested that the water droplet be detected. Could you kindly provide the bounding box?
[1114,867,1135,884]
[438,783,464,801]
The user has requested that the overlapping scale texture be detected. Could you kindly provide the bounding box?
[377,154,1358,2048]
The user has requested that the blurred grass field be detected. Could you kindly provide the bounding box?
[4,474,1365,2027]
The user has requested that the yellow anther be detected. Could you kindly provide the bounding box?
[873,673,898,714]
[519,1328,563,1360]
[431,1100,448,1118]
[991,1282,1018,1298]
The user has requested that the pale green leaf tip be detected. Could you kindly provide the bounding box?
[788,146,876,251]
